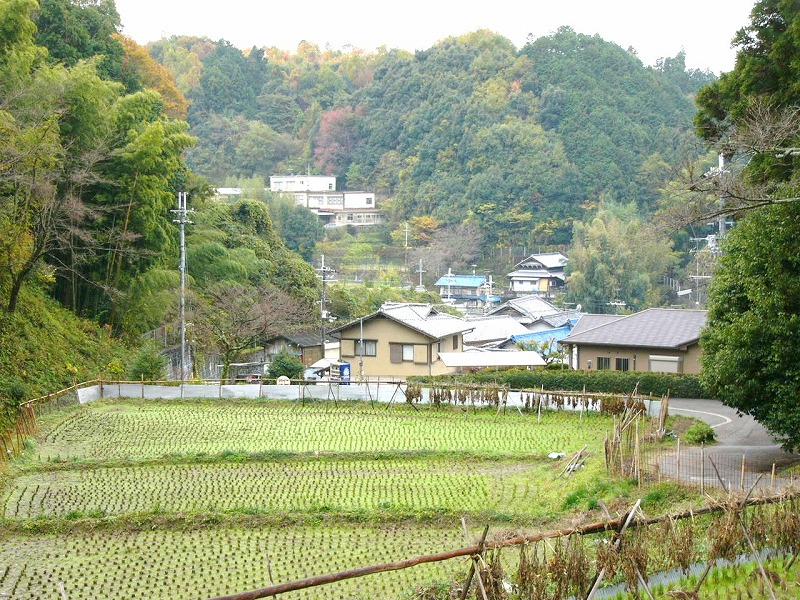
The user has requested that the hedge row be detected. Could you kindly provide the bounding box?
[418,368,709,399]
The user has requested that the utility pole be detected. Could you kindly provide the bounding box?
[404,223,409,266]
[317,254,335,355]
[171,192,193,381]
[414,259,426,291]
[718,153,727,240]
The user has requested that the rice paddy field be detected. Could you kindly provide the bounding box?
[0,397,647,599]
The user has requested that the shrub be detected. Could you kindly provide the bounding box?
[267,351,304,380]
[683,421,716,445]
[0,379,27,430]
[127,343,168,381]
[421,368,709,398]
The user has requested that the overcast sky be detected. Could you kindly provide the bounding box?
[114,0,757,74]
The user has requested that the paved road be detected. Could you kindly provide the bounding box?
[658,399,799,492]
[669,398,798,470]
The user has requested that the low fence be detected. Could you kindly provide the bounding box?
[4,379,658,464]
[208,493,800,600]
[606,399,797,494]
[637,442,796,494]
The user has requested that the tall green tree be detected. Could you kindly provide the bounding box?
[0,0,120,314]
[701,201,800,450]
[696,0,800,449]
[0,1,194,326]
[33,0,124,82]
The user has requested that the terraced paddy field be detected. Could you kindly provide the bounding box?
[0,523,470,599]
[0,398,665,599]
[33,398,609,460]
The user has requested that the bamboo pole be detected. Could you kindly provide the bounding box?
[204,493,795,600]
[586,499,642,600]
[459,524,490,600]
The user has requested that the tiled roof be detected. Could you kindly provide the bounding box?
[537,311,581,328]
[513,252,568,270]
[567,314,624,336]
[379,303,473,339]
[264,331,323,347]
[284,331,324,347]
[561,309,707,349]
[463,316,530,345]
[330,303,472,340]
[488,295,561,321]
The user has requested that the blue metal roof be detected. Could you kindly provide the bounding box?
[434,274,487,288]
[510,325,573,354]
[510,324,573,345]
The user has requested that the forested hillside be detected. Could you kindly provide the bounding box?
[0,0,323,400]
[150,27,714,246]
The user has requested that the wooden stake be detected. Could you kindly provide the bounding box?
[586,499,642,600]
[771,463,776,493]
[740,454,747,491]
[459,524,490,600]
[700,443,705,495]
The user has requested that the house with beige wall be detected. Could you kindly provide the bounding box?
[330,303,474,379]
[559,308,707,374]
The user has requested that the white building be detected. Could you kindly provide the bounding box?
[215,176,385,227]
[269,175,337,192]
[507,252,568,298]
[271,176,384,227]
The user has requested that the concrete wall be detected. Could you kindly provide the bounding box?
[337,316,461,378]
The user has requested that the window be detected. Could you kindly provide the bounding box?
[366,197,373,205]
[597,357,611,370]
[328,183,333,190]
[355,340,377,357]
[615,357,629,372]
[390,343,415,363]
[452,335,458,350]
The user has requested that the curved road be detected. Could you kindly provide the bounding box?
[655,399,799,492]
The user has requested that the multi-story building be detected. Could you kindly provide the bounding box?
[269,175,385,227]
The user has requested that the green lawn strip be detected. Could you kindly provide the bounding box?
[0,522,472,600]
[28,398,611,462]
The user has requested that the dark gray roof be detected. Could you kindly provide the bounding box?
[265,331,323,347]
[561,309,707,349]
[567,314,624,337]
